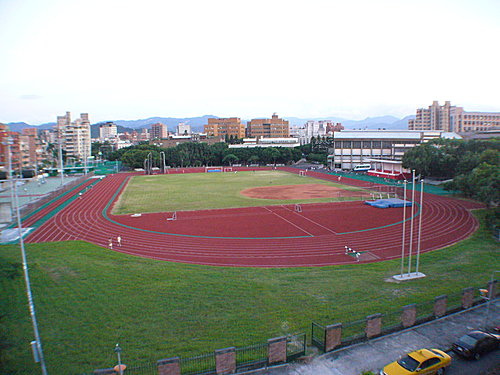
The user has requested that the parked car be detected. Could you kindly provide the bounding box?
[452,330,500,359]
[379,348,451,374]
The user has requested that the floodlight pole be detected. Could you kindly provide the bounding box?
[400,180,407,278]
[13,168,48,375]
[407,170,415,275]
[58,134,64,185]
[115,344,124,375]
[415,178,424,274]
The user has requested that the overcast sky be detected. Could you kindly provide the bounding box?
[1,0,499,125]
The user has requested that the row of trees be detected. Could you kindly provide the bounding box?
[108,142,304,169]
[402,139,499,208]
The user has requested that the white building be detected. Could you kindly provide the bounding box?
[228,137,300,148]
[55,112,91,162]
[294,120,343,145]
[177,122,191,136]
[99,122,118,141]
[328,131,461,179]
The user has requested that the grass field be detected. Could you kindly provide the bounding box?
[1,211,498,374]
[113,170,366,214]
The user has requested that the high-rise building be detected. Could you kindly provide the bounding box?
[150,123,167,139]
[1,125,45,173]
[177,122,191,136]
[409,101,500,133]
[294,120,343,145]
[99,122,118,141]
[205,117,245,139]
[55,112,91,161]
[246,113,289,138]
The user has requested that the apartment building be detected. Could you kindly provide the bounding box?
[177,122,191,136]
[99,122,118,141]
[150,123,167,139]
[55,112,91,161]
[293,120,343,145]
[246,113,289,138]
[0,124,45,174]
[409,101,500,133]
[204,118,245,139]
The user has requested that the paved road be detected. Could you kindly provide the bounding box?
[245,299,499,375]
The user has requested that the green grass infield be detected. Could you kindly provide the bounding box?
[113,170,366,214]
[0,210,498,374]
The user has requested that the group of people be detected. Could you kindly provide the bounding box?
[344,245,361,261]
[108,235,121,249]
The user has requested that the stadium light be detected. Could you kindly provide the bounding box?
[11,148,48,374]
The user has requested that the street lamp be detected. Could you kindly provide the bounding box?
[114,344,126,375]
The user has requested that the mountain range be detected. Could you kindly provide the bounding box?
[4,114,414,134]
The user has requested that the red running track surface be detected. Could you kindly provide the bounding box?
[25,169,484,267]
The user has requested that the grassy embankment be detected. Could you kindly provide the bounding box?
[1,209,498,374]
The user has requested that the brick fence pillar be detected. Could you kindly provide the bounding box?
[365,313,382,338]
[157,357,181,375]
[325,323,342,352]
[401,304,416,328]
[267,336,287,365]
[215,347,236,375]
[434,295,447,318]
[488,279,498,298]
[462,287,475,309]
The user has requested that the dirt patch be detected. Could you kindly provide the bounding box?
[241,184,366,200]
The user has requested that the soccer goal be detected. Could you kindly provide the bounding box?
[299,170,306,177]
[223,167,233,173]
[205,167,223,173]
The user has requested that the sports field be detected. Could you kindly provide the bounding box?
[113,170,368,214]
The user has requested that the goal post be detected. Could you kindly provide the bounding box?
[223,167,233,172]
[299,170,306,177]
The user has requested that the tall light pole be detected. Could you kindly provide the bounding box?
[415,178,424,274]
[400,180,407,278]
[58,131,64,185]
[12,153,48,375]
[407,170,416,275]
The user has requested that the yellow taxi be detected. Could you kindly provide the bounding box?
[379,348,451,375]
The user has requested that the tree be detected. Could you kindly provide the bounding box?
[222,154,239,166]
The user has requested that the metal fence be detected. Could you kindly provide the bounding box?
[340,317,366,346]
[235,342,268,372]
[311,322,326,352]
[180,352,216,375]
[380,308,403,334]
[120,360,157,375]
[415,299,436,324]
[286,333,306,362]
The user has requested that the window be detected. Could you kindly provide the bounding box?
[342,141,352,148]
[420,358,440,369]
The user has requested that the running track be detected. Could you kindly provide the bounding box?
[25,168,484,267]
